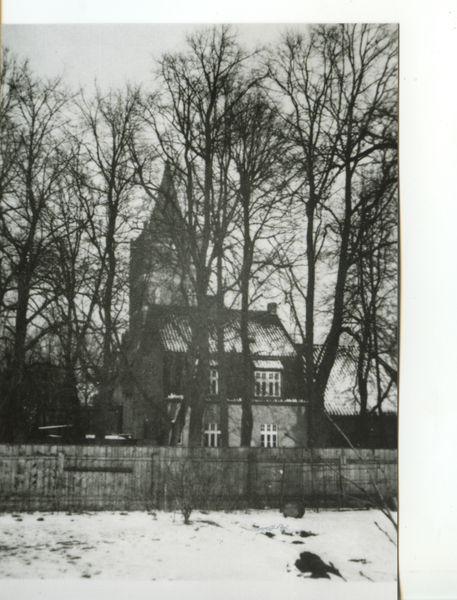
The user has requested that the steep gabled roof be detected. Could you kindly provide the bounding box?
[297,345,397,416]
[317,346,397,416]
[145,305,297,358]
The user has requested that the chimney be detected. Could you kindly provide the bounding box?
[267,302,277,315]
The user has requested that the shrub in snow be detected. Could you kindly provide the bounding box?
[165,459,227,524]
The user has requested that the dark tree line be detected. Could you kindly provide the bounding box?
[0,24,398,446]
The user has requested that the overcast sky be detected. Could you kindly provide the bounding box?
[2,24,302,91]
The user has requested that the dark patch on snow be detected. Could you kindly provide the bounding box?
[349,558,370,564]
[198,520,222,528]
[0,545,18,552]
[281,530,293,536]
[297,530,317,538]
[263,532,275,538]
[57,541,78,546]
[295,552,343,579]
[37,518,44,521]
[359,570,374,581]
[292,541,305,544]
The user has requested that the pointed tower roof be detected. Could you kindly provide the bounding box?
[149,161,181,227]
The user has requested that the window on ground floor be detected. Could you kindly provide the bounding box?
[204,423,221,447]
[255,371,281,397]
[261,424,278,448]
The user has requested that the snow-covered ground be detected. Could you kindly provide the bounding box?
[0,508,396,583]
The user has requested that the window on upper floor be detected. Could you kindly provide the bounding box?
[255,371,281,397]
[210,369,219,395]
[204,423,221,447]
[261,424,278,448]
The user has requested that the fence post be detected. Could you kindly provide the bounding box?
[280,451,286,510]
[157,447,165,511]
[338,449,346,509]
[151,451,159,510]
[247,449,257,507]
[55,451,65,510]
[309,449,318,512]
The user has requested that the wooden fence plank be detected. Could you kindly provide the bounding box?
[0,445,397,511]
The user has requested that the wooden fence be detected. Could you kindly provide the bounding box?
[0,445,397,512]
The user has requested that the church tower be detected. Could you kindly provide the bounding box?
[129,164,193,324]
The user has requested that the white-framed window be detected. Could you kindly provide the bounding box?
[204,423,221,447]
[261,424,278,448]
[210,369,219,395]
[255,371,281,397]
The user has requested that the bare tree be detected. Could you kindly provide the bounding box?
[341,158,398,443]
[38,153,103,436]
[269,24,398,446]
[227,87,292,445]
[76,86,145,439]
[0,54,72,441]
[138,26,261,446]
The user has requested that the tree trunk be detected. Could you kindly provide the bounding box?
[303,180,318,447]
[94,201,117,440]
[170,401,187,446]
[357,346,369,447]
[7,269,33,442]
[240,177,253,447]
[187,294,210,447]
[217,254,229,447]
[311,165,354,446]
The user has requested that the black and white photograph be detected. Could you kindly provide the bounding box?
[0,17,399,597]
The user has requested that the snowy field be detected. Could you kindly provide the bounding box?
[0,508,396,584]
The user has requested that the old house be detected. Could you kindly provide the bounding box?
[119,165,396,448]
[120,166,307,447]
[122,302,307,447]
